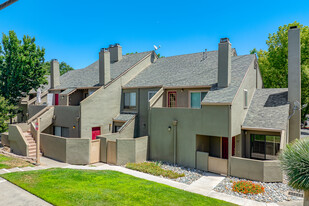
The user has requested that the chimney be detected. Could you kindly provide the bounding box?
[50,59,60,89]
[218,38,231,88]
[288,26,301,142]
[99,48,111,85]
[109,43,122,62]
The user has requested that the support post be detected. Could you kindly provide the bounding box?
[173,120,178,165]
[36,118,41,165]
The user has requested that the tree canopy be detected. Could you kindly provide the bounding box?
[251,22,309,120]
[43,61,74,76]
[0,30,47,105]
[0,96,16,132]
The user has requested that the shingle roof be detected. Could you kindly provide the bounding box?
[124,50,255,103]
[242,88,289,130]
[53,51,151,90]
[114,114,135,122]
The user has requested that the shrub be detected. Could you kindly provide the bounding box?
[125,162,185,179]
[232,180,265,194]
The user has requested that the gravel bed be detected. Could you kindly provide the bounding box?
[152,161,209,184]
[214,176,303,203]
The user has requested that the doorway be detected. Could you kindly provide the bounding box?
[92,127,101,140]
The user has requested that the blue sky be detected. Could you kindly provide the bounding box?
[1,0,309,69]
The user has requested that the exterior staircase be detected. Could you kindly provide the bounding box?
[23,131,42,158]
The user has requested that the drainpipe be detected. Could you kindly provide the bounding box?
[228,105,232,176]
[173,120,178,165]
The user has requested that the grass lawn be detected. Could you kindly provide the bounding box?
[1,168,235,206]
[0,154,32,169]
[126,162,185,179]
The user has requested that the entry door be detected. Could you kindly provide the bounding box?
[222,136,236,159]
[92,127,101,140]
[167,91,177,107]
[55,94,59,105]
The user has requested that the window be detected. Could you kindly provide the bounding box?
[190,91,207,108]
[244,89,248,109]
[250,134,280,160]
[124,92,136,109]
[148,91,157,101]
[53,126,69,137]
[168,91,177,107]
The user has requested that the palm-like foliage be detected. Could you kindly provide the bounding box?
[279,137,309,190]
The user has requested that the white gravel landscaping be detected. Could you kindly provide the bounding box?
[213,176,303,203]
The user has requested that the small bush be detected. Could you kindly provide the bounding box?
[126,162,185,179]
[232,180,265,194]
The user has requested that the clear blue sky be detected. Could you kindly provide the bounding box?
[1,0,309,69]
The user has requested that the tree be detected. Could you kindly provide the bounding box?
[0,96,16,132]
[0,31,46,105]
[43,61,74,76]
[279,138,309,206]
[251,22,309,121]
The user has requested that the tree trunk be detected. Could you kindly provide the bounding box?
[304,190,309,206]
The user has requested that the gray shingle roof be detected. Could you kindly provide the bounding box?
[61,88,76,94]
[124,50,255,103]
[243,88,289,130]
[54,51,151,90]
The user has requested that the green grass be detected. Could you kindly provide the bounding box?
[0,154,32,169]
[126,162,185,179]
[1,168,235,206]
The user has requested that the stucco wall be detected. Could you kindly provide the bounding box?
[149,106,229,168]
[196,151,209,171]
[53,106,80,138]
[28,105,47,119]
[231,59,258,137]
[80,52,154,139]
[230,156,282,182]
[1,132,9,146]
[8,125,29,156]
[40,133,90,164]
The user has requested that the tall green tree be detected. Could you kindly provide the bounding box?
[251,22,309,121]
[0,31,47,105]
[43,61,74,76]
[0,96,16,132]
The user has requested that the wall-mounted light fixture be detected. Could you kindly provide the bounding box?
[73,125,76,129]
[168,126,172,132]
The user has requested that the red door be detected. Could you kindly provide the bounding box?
[222,137,228,159]
[222,136,236,159]
[55,94,59,105]
[92,127,101,140]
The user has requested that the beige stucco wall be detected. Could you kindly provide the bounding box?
[1,132,9,146]
[208,156,228,175]
[53,106,80,138]
[230,156,282,182]
[149,106,229,168]
[196,151,209,171]
[80,52,154,139]
[231,59,259,137]
[28,105,47,119]
[40,133,91,164]
[8,125,29,156]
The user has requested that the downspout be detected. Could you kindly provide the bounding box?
[228,105,232,176]
[173,120,178,165]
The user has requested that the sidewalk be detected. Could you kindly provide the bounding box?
[0,177,51,206]
[0,157,302,206]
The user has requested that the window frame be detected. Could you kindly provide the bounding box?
[250,134,280,160]
[189,90,208,109]
[148,90,157,101]
[123,91,137,110]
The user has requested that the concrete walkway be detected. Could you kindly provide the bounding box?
[0,177,51,206]
[0,157,301,206]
